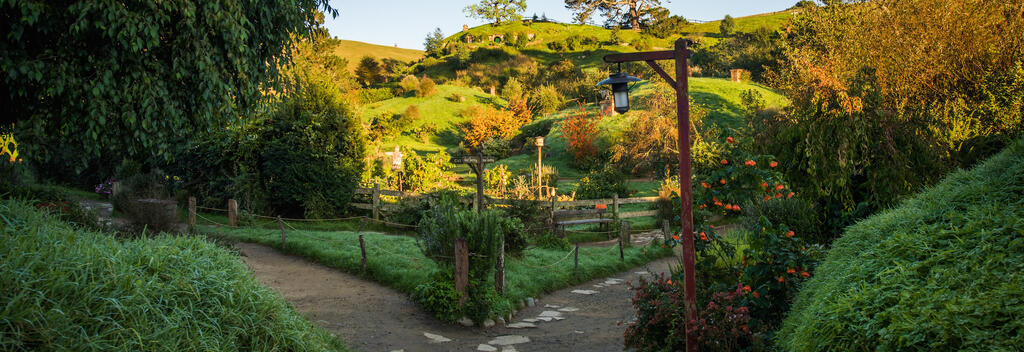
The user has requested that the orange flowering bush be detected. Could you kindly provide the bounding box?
[694,137,789,216]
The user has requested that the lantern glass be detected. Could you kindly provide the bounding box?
[613,89,629,112]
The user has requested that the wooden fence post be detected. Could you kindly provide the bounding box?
[455,238,469,305]
[188,197,196,229]
[372,183,381,221]
[662,219,671,242]
[619,236,625,262]
[495,236,505,295]
[277,216,286,248]
[359,234,368,273]
[573,244,579,276]
[613,193,619,219]
[227,199,238,227]
[620,220,631,247]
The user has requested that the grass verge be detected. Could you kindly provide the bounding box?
[0,200,348,351]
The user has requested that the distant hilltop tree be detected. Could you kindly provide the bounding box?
[424,28,445,57]
[565,0,664,31]
[464,0,528,26]
[720,14,736,36]
[355,56,382,86]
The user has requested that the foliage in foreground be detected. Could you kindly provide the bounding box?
[0,200,346,351]
[778,138,1024,351]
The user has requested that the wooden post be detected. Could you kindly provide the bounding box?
[278,216,286,248]
[612,193,619,219]
[495,236,505,294]
[359,234,368,273]
[187,197,196,229]
[455,238,469,305]
[227,199,238,227]
[372,183,381,221]
[620,220,632,247]
[619,236,625,262]
[663,219,671,242]
[573,244,579,276]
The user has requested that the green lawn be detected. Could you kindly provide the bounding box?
[684,11,799,34]
[329,39,422,73]
[208,225,672,319]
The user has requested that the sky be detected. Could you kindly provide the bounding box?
[322,0,802,50]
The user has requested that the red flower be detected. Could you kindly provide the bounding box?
[745,160,756,166]
[763,195,771,201]
[800,271,811,278]
[714,201,723,206]
[778,277,785,283]
[733,205,741,211]
[761,182,769,187]
[770,161,778,168]
[672,235,680,240]
[701,182,710,188]
[720,159,729,165]
[667,280,673,285]
[787,268,796,274]
[787,192,795,199]
[752,291,760,298]
[726,136,734,144]
[786,230,795,237]
[699,204,707,209]
[743,285,751,292]
[775,193,783,198]
[720,179,727,185]
[699,232,708,241]
[775,184,785,190]
[724,204,733,210]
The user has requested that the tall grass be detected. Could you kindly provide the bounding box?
[0,200,348,351]
[213,226,672,314]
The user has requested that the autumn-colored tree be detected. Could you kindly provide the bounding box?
[609,83,714,175]
[561,105,600,167]
[459,105,523,149]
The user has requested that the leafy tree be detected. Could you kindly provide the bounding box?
[464,0,528,25]
[424,28,446,57]
[417,77,438,97]
[565,0,663,31]
[399,75,420,95]
[3,0,336,175]
[459,105,523,149]
[720,15,736,36]
[355,56,383,86]
[561,107,600,167]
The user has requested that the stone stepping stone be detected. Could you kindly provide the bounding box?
[488,335,530,346]
[477,344,498,351]
[502,347,518,352]
[553,316,565,321]
[423,332,451,343]
[544,304,561,308]
[539,310,562,317]
[558,307,579,312]
[521,318,538,323]
[572,289,599,295]
[535,317,553,322]
[507,322,537,329]
[635,271,649,275]
[604,279,624,285]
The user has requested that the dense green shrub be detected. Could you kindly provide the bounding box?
[398,75,420,95]
[779,138,1024,351]
[532,85,565,115]
[741,197,822,244]
[575,166,629,199]
[412,271,463,323]
[417,77,438,97]
[357,87,395,103]
[0,200,346,351]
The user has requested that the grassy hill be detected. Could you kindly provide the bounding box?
[684,11,799,34]
[330,39,422,72]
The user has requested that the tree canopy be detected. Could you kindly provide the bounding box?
[565,0,664,30]
[424,28,446,57]
[464,0,528,25]
[2,0,336,174]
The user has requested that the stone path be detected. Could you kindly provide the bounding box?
[235,242,677,351]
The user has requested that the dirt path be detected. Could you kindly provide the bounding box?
[235,242,677,352]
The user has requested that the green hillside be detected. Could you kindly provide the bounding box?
[684,11,798,34]
[330,39,422,72]
[778,138,1024,350]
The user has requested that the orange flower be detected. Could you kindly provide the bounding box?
[672,235,680,240]
[667,280,673,285]
[720,159,729,165]
[778,276,785,283]
[699,232,708,241]
[787,192,795,199]
[761,182,768,187]
[763,195,771,201]
[775,184,785,190]
[787,268,796,274]
[726,136,734,144]
[752,291,760,298]
[713,197,719,202]
[800,271,810,278]
[745,160,756,166]
[769,161,778,168]
[714,201,723,206]
[699,204,707,209]
[720,179,727,185]
[724,204,732,210]
[785,231,795,237]
[775,193,783,198]
[733,205,741,211]
[743,285,751,292]
[701,182,710,188]
[662,245,666,248]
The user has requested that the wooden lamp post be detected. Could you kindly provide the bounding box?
[535,136,544,199]
[599,38,698,352]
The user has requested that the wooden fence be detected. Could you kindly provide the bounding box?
[352,184,661,221]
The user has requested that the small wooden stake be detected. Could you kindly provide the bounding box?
[620,220,632,247]
[619,237,625,262]
[277,216,286,248]
[573,244,579,276]
[227,199,238,227]
[187,197,196,229]
[612,193,619,219]
[359,234,367,273]
[663,219,671,242]
[455,238,469,305]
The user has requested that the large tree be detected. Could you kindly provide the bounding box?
[565,0,663,31]
[464,0,527,25]
[1,0,336,174]
[423,28,445,57]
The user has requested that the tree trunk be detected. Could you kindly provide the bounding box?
[630,0,641,31]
